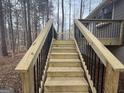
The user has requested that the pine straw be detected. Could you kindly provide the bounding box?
[0,52,25,93]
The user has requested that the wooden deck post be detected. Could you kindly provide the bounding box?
[120,21,124,44]
[20,69,34,93]
[104,63,120,93]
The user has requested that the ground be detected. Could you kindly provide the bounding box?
[0,52,25,93]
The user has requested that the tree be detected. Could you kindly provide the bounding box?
[33,1,38,39]
[8,0,15,57]
[21,0,28,47]
[61,0,64,39]
[0,0,8,56]
[69,0,71,39]
[89,0,91,13]
[27,0,32,49]
[57,0,59,32]
[80,0,85,19]
[46,0,49,21]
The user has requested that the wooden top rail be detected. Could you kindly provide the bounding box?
[75,20,124,71]
[15,20,53,72]
[79,19,124,22]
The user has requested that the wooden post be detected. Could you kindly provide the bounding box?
[21,69,34,93]
[104,63,120,93]
[120,21,124,44]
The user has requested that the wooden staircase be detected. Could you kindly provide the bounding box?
[44,40,89,93]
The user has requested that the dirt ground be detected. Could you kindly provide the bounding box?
[0,52,25,93]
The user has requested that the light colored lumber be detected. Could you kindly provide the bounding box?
[49,59,81,67]
[45,77,88,92]
[98,38,121,45]
[15,20,53,72]
[44,91,89,93]
[53,44,75,47]
[53,40,74,45]
[75,20,124,71]
[50,53,79,59]
[74,39,96,93]
[49,59,81,62]
[104,63,120,93]
[51,47,77,53]
[47,67,84,77]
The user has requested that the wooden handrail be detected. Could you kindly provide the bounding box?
[75,19,124,93]
[79,19,124,22]
[15,19,53,72]
[15,20,54,93]
[75,19,124,71]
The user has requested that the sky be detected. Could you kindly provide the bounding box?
[52,0,102,31]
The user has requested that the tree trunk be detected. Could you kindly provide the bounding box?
[46,0,49,21]
[73,0,75,19]
[27,0,32,49]
[61,0,64,39]
[69,0,71,39]
[33,1,38,39]
[22,1,27,47]
[8,0,15,57]
[34,13,37,39]
[15,10,19,53]
[80,0,85,19]
[0,0,8,56]
[89,0,91,13]
[57,0,59,33]
[80,0,83,19]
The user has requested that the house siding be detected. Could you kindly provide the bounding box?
[114,0,124,19]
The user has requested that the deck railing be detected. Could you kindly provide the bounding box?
[74,20,124,93]
[15,20,57,93]
[79,19,124,45]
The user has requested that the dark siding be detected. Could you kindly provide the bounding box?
[114,0,124,19]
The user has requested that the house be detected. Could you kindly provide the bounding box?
[87,0,124,19]
[85,0,124,65]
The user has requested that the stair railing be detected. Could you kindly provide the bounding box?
[79,19,124,45]
[15,20,57,93]
[74,20,124,93]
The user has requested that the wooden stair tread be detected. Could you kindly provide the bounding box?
[53,40,74,43]
[51,53,78,55]
[44,91,89,93]
[44,40,89,92]
[49,59,81,62]
[52,47,76,49]
[45,77,88,86]
[47,67,83,72]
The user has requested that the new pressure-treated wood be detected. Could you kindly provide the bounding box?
[44,40,89,92]
[15,20,53,93]
[75,20,124,93]
[75,19,124,71]
[15,20,53,72]
[98,38,122,45]
[49,59,81,67]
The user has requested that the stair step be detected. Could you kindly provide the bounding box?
[47,67,84,77]
[51,47,77,53]
[53,40,74,45]
[53,44,75,47]
[44,77,88,92]
[49,59,81,67]
[44,91,89,93]
[50,53,79,59]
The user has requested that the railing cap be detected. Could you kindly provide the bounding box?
[15,20,53,72]
[78,19,124,22]
[75,19,124,71]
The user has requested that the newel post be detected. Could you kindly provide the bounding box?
[104,63,120,93]
[21,69,35,93]
[120,21,124,44]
